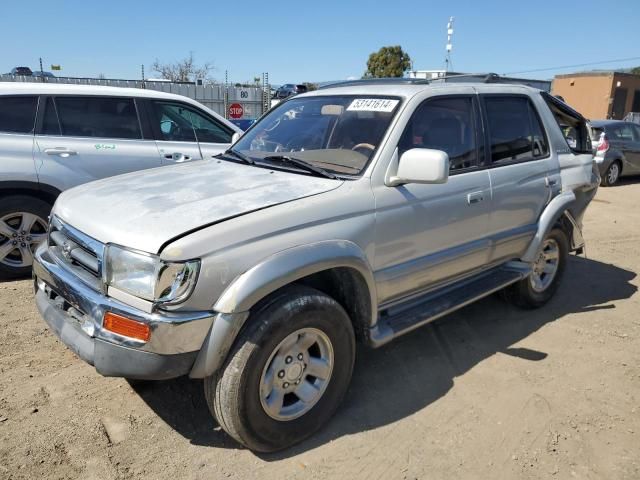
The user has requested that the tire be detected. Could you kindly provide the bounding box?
[0,196,51,280]
[601,161,621,187]
[204,285,355,452]
[505,228,568,309]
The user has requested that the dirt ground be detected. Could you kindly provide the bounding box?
[1,180,639,480]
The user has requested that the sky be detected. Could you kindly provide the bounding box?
[3,0,640,85]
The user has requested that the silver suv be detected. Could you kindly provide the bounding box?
[0,83,240,279]
[33,80,599,452]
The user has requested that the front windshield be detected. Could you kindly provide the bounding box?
[233,95,401,176]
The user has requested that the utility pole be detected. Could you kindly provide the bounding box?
[445,17,454,73]
[39,57,45,82]
[224,70,229,119]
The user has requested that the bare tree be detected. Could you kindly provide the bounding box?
[151,52,215,82]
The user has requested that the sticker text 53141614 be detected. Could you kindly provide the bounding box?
[347,99,399,113]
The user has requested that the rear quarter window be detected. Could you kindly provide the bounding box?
[0,96,38,134]
[55,96,142,139]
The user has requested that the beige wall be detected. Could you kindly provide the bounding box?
[552,74,614,120]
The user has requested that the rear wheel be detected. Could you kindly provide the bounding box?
[601,161,621,186]
[204,285,355,452]
[0,196,51,280]
[505,228,568,309]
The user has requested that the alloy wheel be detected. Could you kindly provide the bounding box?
[0,212,48,268]
[530,238,560,293]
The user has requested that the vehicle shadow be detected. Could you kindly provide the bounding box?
[131,255,637,456]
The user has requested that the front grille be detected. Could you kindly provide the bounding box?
[48,216,105,290]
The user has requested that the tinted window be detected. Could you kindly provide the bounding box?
[42,97,61,135]
[153,102,232,143]
[400,96,477,171]
[632,124,640,142]
[608,123,635,141]
[55,97,141,139]
[0,96,38,134]
[485,96,548,163]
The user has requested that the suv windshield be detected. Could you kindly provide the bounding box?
[232,95,401,176]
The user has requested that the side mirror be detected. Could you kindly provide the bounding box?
[389,148,449,186]
[231,132,241,144]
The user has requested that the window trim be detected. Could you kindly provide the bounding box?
[34,94,145,140]
[480,93,551,168]
[149,100,234,144]
[398,93,483,176]
[0,94,40,135]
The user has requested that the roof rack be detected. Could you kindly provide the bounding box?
[317,73,507,90]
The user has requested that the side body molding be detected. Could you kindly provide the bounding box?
[190,240,377,378]
[522,190,576,262]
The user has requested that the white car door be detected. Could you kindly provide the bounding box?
[34,96,162,191]
[149,100,233,165]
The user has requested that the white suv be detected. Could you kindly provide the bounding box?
[0,83,242,278]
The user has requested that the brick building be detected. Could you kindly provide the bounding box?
[552,71,640,120]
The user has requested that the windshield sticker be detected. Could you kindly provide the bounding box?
[347,99,399,112]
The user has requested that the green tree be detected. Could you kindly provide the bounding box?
[631,66,640,75]
[364,46,412,78]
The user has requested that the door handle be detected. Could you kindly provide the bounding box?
[467,191,485,205]
[165,152,190,162]
[545,177,558,187]
[44,147,77,157]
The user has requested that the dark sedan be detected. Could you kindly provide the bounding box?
[590,120,640,186]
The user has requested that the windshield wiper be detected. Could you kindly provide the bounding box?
[263,155,337,179]
[218,149,255,165]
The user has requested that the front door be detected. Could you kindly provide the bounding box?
[34,96,161,190]
[149,101,232,165]
[372,93,492,305]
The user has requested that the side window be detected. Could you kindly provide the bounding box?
[42,97,61,135]
[153,102,232,143]
[485,96,549,164]
[186,108,233,143]
[399,96,478,172]
[632,124,640,142]
[55,96,142,139]
[609,124,635,141]
[0,96,38,134]
[542,93,590,153]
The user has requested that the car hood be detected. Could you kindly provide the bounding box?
[54,159,342,253]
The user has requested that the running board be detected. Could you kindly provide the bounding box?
[368,262,531,347]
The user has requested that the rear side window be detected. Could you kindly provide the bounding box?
[0,96,38,134]
[607,123,635,141]
[485,96,549,164]
[42,97,61,135]
[55,97,142,139]
[542,93,591,153]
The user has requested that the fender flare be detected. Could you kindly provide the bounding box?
[189,240,377,378]
[522,191,576,262]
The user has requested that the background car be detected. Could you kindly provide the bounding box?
[590,120,640,186]
[274,83,308,99]
[9,67,33,76]
[0,82,241,279]
[32,71,55,78]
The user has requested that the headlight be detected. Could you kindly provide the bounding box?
[105,244,200,305]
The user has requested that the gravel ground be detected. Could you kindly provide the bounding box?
[1,179,639,480]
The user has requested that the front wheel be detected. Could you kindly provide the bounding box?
[204,286,355,452]
[505,228,568,309]
[0,196,51,280]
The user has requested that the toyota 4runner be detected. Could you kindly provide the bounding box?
[33,79,599,452]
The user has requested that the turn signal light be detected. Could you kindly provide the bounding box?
[103,312,151,342]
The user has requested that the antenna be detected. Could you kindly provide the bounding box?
[445,16,454,73]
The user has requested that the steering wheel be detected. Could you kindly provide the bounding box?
[351,143,375,154]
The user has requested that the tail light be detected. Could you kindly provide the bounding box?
[597,133,609,154]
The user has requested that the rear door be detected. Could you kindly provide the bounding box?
[0,95,38,185]
[482,95,557,264]
[625,123,640,172]
[34,95,162,190]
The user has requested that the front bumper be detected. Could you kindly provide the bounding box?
[33,245,214,380]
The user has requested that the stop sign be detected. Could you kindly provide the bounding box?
[228,103,243,119]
